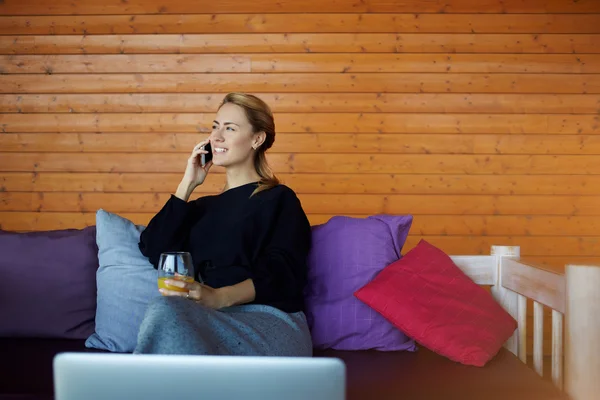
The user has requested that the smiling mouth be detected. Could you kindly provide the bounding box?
[214,148,228,154]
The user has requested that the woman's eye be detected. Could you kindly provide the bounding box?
[226,127,234,131]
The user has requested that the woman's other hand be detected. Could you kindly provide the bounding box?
[159,279,226,309]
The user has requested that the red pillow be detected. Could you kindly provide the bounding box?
[354,239,517,367]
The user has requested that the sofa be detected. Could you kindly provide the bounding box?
[0,210,568,400]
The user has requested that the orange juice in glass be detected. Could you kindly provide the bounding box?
[158,274,195,293]
[157,252,195,293]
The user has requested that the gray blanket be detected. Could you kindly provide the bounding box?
[134,296,313,357]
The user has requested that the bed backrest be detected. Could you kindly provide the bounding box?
[450,246,600,400]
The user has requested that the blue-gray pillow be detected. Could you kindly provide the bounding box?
[85,209,160,352]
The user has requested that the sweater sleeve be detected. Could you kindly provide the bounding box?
[138,194,201,268]
[250,189,312,306]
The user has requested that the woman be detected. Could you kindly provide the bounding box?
[134,93,313,357]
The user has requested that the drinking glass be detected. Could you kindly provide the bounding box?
[157,252,197,293]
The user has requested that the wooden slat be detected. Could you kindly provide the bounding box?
[0,55,251,74]
[564,264,600,400]
[4,133,600,156]
[3,153,600,176]
[0,149,583,177]
[1,113,598,134]
[501,258,566,313]
[0,215,586,270]
[552,310,564,390]
[2,14,600,35]
[3,94,600,114]
[2,54,600,74]
[490,245,520,355]
[0,211,105,230]
[521,256,600,270]
[534,301,545,376]
[409,216,600,236]
[525,307,554,356]
[0,211,596,256]
[0,211,348,229]
[3,34,600,54]
[0,132,472,153]
[0,198,600,236]
[5,172,600,196]
[3,192,600,218]
[0,209,598,257]
[449,255,496,285]
[3,73,599,94]
[518,294,528,363]
[248,54,600,74]
[1,0,598,14]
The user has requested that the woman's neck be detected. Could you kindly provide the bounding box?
[224,164,261,191]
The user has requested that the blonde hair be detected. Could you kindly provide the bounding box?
[220,92,280,196]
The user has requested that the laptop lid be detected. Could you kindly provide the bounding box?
[53,352,346,400]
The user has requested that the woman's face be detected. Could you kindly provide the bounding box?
[209,103,260,168]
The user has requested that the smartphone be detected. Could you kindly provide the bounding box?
[201,142,213,166]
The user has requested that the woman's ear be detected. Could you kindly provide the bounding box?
[253,131,267,149]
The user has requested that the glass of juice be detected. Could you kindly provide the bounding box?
[157,252,197,293]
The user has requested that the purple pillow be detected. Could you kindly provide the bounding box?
[0,227,99,339]
[304,215,417,351]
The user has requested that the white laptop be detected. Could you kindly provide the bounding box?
[53,352,346,400]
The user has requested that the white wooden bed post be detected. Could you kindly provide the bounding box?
[490,245,521,356]
[564,264,600,400]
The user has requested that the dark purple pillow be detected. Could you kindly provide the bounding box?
[0,227,99,339]
[304,215,417,351]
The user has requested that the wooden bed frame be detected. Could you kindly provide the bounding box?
[451,246,599,400]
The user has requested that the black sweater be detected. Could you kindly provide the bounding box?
[138,182,312,313]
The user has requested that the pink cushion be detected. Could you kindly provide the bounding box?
[355,239,517,367]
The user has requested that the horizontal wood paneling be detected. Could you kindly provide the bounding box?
[3,133,600,155]
[2,153,600,175]
[2,192,600,217]
[1,113,597,134]
[3,34,600,54]
[3,212,600,252]
[2,54,599,74]
[2,0,599,15]
[2,14,600,35]
[4,172,600,196]
[0,202,598,236]
[3,94,599,114]
[3,73,599,94]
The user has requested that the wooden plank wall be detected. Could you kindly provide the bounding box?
[0,0,599,354]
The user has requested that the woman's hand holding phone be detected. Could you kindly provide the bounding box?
[176,139,213,201]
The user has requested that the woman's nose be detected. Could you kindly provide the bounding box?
[210,129,224,141]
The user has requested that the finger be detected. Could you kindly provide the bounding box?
[193,139,210,151]
[190,149,204,157]
[163,279,193,290]
[194,147,209,156]
[203,160,213,171]
[189,149,204,161]
[159,288,188,297]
